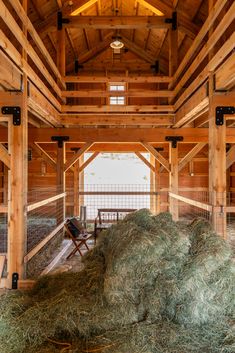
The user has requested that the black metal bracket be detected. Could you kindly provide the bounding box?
[1,106,21,125]
[215,106,235,126]
[12,272,19,289]
[165,11,177,30]
[75,60,84,74]
[71,147,81,153]
[165,136,183,148]
[155,147,164,152]
[57,11,70,30]
[151,61,159,74]
[51,136,69,148]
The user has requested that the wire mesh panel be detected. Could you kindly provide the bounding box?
[0,213,7,253]
[225,192,235,248]
[27,188,65,253]
[67,184,160,221]
[178,190,210,221]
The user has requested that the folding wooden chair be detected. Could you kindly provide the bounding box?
[64,218,93,259]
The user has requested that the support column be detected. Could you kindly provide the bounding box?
[3,164,8,204]
[155,160,161,214]
[57,27,66,77]
[169,144,179,220]
[56,142,65,224]
[208,75,227,237]
[79,154,85,214]
[74,160,80,217]
[7,93,28,286]
[169,24,178,77]
[150,154,156,214]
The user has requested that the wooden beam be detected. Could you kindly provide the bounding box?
[141,142,170,172]
[226,145,235,170]
[62,105,174,113]
[209,76,227,238]
[7,93,27,284]
[137,0,199,39]
[178,143,207,171]
[2,127,235,144]
[40,241,72,276]
[137,0,164,16]
[79,152,99,173]
[170,0,229,89]
[63,75,172,83]
[174,31,235,112]
[56,143,66,223]
[169,144,179,220]
[63,16,171,29]
[0,204,7,213]
[172,1,235,97]
[7,0,64,87]
[0,31,61,112]
[215,52,235,91]
[28,86,61,127]
[169,28,178,77]
[57,28,66,77]
[0,143,10,169]
[0,1,63,97]
[60,114,174,126]
[30,143,56,168]
[121,35,155,63]
[35,0,95,35]
[64,142,93,172]
[24,222,65,263]
[0,255,6,277]
[135,152,155,172]
[169,192,212,212]
[62,90,175,98]
[27,193,66,212]
[77,32,114,64]
[70,0,98,15]
[174,84,208,127]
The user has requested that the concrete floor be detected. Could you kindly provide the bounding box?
[49,238,94,275]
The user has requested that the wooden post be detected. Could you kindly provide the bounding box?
[74,160,80,216]
[208,75,227,237]
[169,27,178,77]
[155,160,161,214]
[79,154,85,215]
[3,164,8,204]
[150,154,156,214]
[57,28,66,76]
[56,143,65,223]
[7,0,28,288]
[7,93,28,286]
[169,143,179,220]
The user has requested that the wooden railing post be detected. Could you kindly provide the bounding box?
[169,144,179,220]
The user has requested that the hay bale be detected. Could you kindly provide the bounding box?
[0,210,234,353]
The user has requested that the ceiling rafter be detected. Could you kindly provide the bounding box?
[137,0,199,39]
[35,0,97,36]
[70,0,98,16]
[66,31,114,72]
[122,35,155,63]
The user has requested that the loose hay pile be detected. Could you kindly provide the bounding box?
[0,210,234,353]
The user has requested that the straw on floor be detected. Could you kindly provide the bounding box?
[0,209,234,353]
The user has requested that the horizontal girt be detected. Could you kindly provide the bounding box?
[61,16,172,29]
[63,76,172,83]
[1,128,235,144]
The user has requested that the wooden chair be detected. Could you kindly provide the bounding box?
[64,218,93,259]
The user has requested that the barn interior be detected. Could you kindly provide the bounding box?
[0,0,234,287]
